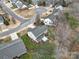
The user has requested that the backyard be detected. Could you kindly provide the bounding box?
[20,34,56,59]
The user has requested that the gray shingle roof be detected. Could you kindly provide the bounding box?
[36,34,44,41]
[0,39,27,59]
[43,13,56,21]
[11,0,17,3]
[28,25,47,39]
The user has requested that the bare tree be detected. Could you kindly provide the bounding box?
[55,13,72,59]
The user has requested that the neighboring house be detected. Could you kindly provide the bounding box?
[45,0,56,6]
[32,0,48,5]
[32,0,58,6]
[11,0,17,3]
[42,13,57,26]
[43,5,63,26]
[0,39,27,59]
[53,5,63,16]
[15,1,24,8]
[55,5,63,11]
[11,0,27,9]
[43,18,53,26]
[32,0,40,5]
[27,25,48,43]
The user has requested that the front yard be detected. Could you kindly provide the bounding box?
[20,34,56,59]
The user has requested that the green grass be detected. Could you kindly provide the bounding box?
[20,34,38,59]
[20,52,32,59]
[21,34,39,50]
[20,34,56,59]
[64,12,79,29]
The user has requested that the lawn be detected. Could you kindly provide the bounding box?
[20,34,56,59]
[21,34,39,50]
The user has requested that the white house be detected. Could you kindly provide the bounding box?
[15,1,23,8]
[42,13,56,26]
[27,25,48,43]
[55,5,64,11]
[43,18,53,26]
[11,0,27,9]
[53,6,63,16]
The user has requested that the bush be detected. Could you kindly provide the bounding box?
[4,20,9,25]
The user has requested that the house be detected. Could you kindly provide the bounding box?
[45,0,56,6]
[15,1,24,8]
[52,5,64,16]
[11,0,17,3]
[27,25,48,43]
[0,39,27,59]
[55,5,64,11]
[32,0,58,6]
[42,13,56,26]
[43,18,53,26]
[11,0,27,9]
[32,0,40,5]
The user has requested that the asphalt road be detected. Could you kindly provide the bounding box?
[0,15,36,38]
[0,2,26,22]
[0,1,36,38]
[35,7,47,15]
[0,1,47,38]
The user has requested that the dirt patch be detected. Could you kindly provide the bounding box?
[15,8,35,18]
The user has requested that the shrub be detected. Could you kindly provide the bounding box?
[4,20,9,25]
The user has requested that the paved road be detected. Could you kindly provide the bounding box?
[0,1,48,38]
[35,7,47,15]
[0,15,36,38]
[0,1,36,38]
[0,2,26,22]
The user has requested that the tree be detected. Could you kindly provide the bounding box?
[4,19,9,25]
[55,13,71,59]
